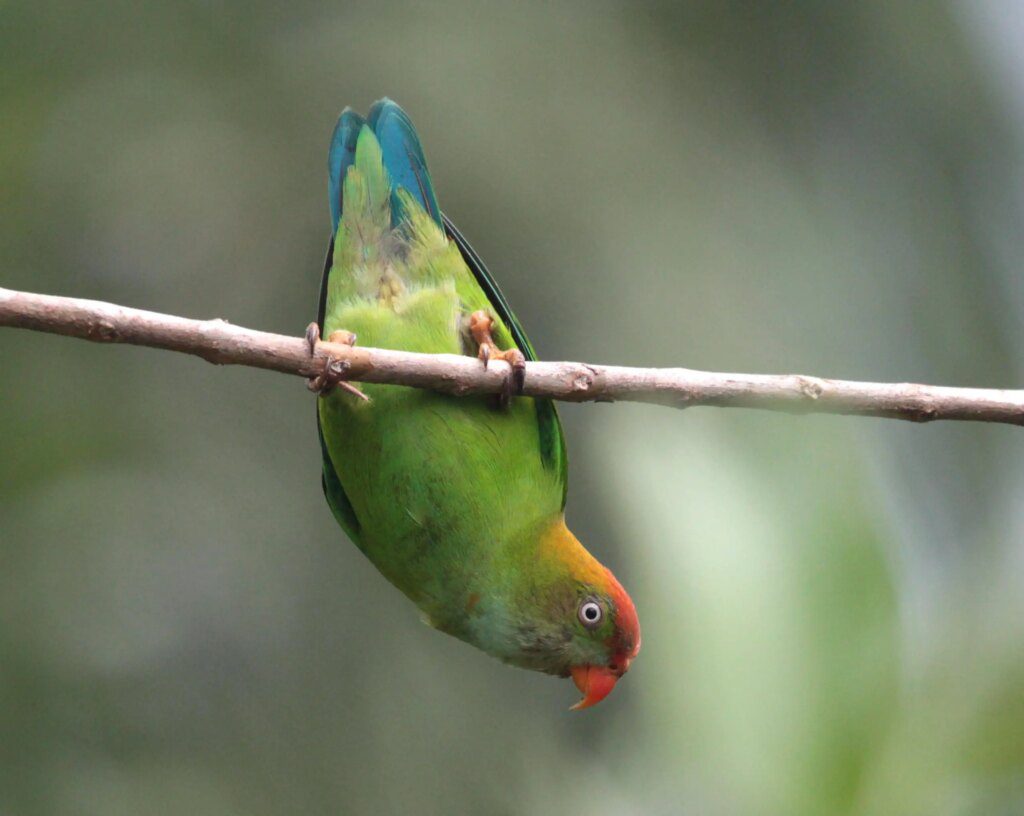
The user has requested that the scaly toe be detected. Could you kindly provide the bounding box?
[328,329,357,347]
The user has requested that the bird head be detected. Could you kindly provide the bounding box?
[529,521,641,710]
[566,566,641,709]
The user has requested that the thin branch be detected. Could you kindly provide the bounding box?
[2,286,1022,425]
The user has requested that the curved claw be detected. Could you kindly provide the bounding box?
[305,322,321,355]
[508,349,526,396]
[498,349,526,408]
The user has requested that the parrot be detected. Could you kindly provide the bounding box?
[312,99,640,709]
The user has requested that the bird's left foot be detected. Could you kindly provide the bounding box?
[305,322,367,400]
[469,310,526,406]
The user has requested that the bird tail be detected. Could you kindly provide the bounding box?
[326,98,442,234]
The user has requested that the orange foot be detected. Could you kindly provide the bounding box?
[468,310,526,405]
[305,322,367,400]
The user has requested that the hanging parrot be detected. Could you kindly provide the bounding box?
[312,99,640,709]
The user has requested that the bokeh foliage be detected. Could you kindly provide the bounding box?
[3,2,1024,814]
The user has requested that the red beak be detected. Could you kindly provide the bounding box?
[570,664,623,710]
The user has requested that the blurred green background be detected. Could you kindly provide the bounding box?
[3,2,1024,814]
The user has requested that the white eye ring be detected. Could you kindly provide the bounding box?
[578,600,603,628]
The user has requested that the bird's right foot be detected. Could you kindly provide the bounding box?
[305,322,366,400]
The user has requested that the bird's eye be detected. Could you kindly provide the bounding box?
[578,600,604,629]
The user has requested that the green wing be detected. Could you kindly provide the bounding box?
[443,214,568,507]
[315,236,361,541]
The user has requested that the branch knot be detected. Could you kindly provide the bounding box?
[88,319,120,343]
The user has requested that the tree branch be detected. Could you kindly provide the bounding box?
[2,286,1022,425]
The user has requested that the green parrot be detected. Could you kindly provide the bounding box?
[315,99,639,709]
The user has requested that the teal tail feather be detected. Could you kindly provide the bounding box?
[327,108,366,233]
[327,98,441,233]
